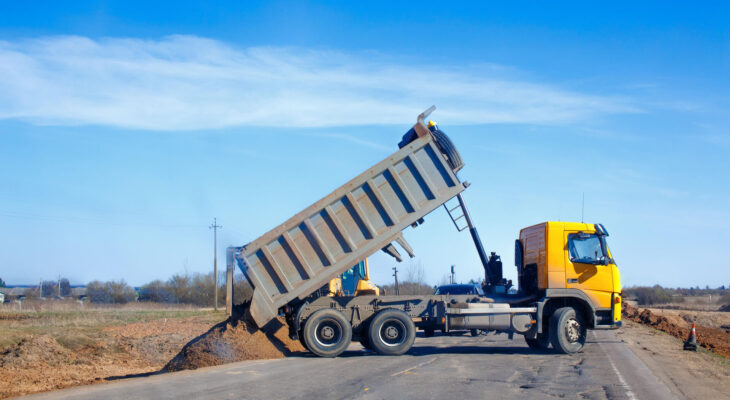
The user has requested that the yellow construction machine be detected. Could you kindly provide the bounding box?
[326,259,380,296]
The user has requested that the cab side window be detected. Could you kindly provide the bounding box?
[568,234,604,264]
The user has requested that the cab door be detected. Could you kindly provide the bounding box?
[563,231,613,310]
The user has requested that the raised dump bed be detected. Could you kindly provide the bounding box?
[231,107,466,327]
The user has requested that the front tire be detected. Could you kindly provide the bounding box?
[549,307,586,354]
[368,309,416,355]
[302,309,352,357]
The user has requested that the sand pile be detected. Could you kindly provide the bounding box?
[1,335,75,368]
[164,304,304,372]
[104,317,214,365]
[0,315,219,399]
[623,303,730,358]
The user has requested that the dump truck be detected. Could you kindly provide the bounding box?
[228,106,622,357]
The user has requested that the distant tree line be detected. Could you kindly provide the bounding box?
[137,272,221,306]
[623,285,729,305]
[83,272,253,306]
[380,262,434,295]
[19,278,72,298]
[87,280,136,303]
[622,285,680,305]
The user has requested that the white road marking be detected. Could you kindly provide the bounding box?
[596,329,679,400]
[604,348,638,400]
[391,357,438,377]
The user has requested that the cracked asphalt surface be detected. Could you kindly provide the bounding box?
[21,329,681,400]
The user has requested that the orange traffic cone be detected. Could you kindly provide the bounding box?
[683,323,698,351]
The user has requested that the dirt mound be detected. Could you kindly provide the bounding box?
[623,303,730,359]
[103,316,215,365]
[164,304,304,372]
[1,335,76,368]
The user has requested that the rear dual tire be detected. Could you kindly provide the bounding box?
[302,309,352,358]
[303,308,417,357]
[367,309,416,356]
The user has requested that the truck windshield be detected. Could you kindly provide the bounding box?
[568,234,606,264]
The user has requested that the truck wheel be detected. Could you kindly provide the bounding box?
[525,332,550,350]
[549,307,586,354]
[368,309,416,356]
[302,309,352,358]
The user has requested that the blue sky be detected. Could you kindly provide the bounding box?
[1,2,728,288]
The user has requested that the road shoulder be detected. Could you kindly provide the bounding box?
[617,320,730,400]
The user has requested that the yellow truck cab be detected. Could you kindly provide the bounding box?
[517,222,622,350]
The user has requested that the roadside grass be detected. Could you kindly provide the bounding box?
[0,306,226,351]
[698,345,730,366]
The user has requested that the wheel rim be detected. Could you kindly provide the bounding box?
[564,318,583,343]
[379,319,406,347]
[314,318,343,348]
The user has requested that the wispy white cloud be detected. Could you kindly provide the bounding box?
[308,133,393,152]
[0,35,637,130]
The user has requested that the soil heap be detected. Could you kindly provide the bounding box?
[623,303,730,359]
[1,335,75,369]
[164,303,305,372]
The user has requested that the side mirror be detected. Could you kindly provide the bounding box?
[597,256,613,265]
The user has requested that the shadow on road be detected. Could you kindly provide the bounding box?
[105,371,163,381]
[289,343,553,358]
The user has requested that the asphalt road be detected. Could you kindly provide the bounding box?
[22,329,678,400]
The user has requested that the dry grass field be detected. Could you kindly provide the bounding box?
[0,301,226,399]
[655,295,727,312]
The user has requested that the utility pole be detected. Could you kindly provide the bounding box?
[210,218,222,311]
[393,266,400,296]
[451,265,455,284]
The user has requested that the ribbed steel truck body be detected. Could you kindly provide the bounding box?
[232,108,465,327]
